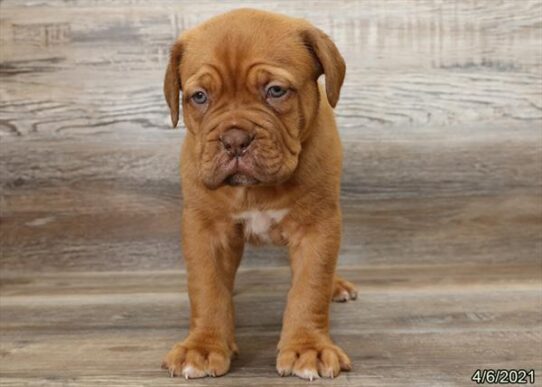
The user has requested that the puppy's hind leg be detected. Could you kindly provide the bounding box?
[332,276,357,302]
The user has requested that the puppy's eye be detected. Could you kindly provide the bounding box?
[191,91,208,104]
[266,85,288,99]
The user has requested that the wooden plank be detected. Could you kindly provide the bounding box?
[1,122,540,199]
[1,184,540,271]
[1,0,540,137]
[1,263,541,297]
[0,331,540,386]
[1,278,540,334]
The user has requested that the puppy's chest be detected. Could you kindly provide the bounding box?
[233,209,289,245]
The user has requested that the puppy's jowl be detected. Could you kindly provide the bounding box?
[161,8,357,380]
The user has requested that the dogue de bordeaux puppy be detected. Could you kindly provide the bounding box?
[161,8,357,381]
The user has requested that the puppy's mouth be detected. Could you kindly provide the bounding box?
[216,156,260,188]
[225,173,259,186]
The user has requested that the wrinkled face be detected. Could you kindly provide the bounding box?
[164,10,345,189]
[181,38,317,190]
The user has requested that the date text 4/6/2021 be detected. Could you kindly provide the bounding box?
[471,369,535,384]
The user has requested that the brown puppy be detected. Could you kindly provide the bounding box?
[161,8,357,380]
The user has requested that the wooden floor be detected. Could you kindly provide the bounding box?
[1,1,541,386]
[1,264,540,386]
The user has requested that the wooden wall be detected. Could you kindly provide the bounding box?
[1,0,541,272]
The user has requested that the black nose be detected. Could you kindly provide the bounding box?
[220,129,253,156]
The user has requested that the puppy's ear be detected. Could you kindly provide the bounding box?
[301,27,346,108]
[164,41,183,128]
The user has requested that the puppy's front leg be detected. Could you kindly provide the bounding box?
[162,208,243,379]
[277,213,352,380]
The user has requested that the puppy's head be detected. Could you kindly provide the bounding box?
[164,9,345,189]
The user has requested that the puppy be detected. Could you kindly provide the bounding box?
[161,8,357,380]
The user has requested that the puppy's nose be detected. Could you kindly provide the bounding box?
[220,129,253,156]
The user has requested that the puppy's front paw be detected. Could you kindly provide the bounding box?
[161,335,236,379]
[332,276,358,302]
[276,335,351,380]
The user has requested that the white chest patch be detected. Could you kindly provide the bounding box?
[234,209,289,242]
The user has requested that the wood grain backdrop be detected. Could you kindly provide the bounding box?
[1,1,541,386]
[1,0,540,272]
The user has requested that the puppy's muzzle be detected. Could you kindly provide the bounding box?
[218,128,259,186]
[219,128,254,157]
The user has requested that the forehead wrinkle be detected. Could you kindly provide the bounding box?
[184,64,223,95]
[247,64,298,88]
[207,31,307,98]
[213,33,257,95]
